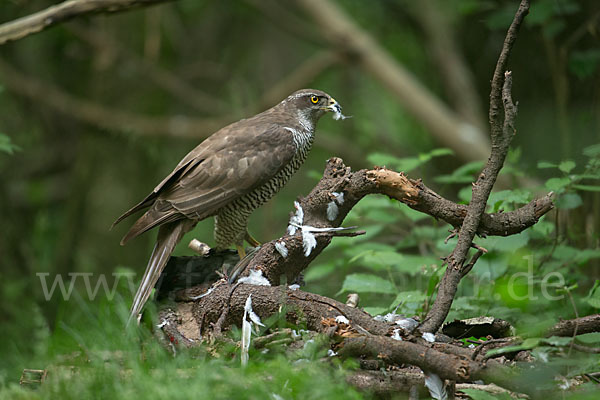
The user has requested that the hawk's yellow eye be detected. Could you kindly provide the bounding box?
[310,95,319,104]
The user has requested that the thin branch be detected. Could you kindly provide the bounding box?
[413,0,486,130]
[223,157,552,286]
[547,314,600,337]
[419,0,530,334]
[0,58,228,138]
[295,0,491,163]
[67,23,227,115]
[0,0,174,45]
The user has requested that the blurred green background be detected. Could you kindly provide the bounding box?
[1,0,600,398]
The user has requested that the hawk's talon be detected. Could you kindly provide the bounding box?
[244,232,261,247]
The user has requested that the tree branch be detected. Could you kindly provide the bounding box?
[0,58,227,138]
[0,0,174,45]
[547,314,600,337]
[419,0,530,334]
[295,0,491,163]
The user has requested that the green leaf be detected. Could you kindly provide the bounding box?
[390,290,426,308]
[487,189,531,212]
[304,262,337,282]
[537,161,557,169]
[0,133,20,154]
[338,274,396,295]
[459,388,512,400]
[427,148,454,157]
[363,307,388,316]
[577,333,600,344]
[575,249,600,264]
[485,337,541,356]
[573,184,600,192]
[458,186,472,203]
[556,193,582,209]
[569,49,600,80]
[543,336,572,346]
[558,160,576,173]
[583,143,600,158]
[434,160,484,184]
[545,177,571,192]
[367,148,452,172]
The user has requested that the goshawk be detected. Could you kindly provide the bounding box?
[113,89,341,322]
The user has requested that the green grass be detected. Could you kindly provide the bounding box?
[0,292,365,400]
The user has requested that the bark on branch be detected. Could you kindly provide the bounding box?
[0,0,174,45]
[233,157,552,286]
[418,0,530,334]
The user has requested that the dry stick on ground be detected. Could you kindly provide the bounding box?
[547,314,600,337]
[0,0,174,45]
[418,0,530,334]
[163,283,533,395]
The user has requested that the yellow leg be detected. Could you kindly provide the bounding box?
[244,231,261,247]
[236,245,246,260]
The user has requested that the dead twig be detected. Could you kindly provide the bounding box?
[419,0,530,334]
[0,0,175,45]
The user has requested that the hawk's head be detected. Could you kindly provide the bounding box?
[282,89,343,126]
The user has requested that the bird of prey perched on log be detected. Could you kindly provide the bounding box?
[113,89,342,324]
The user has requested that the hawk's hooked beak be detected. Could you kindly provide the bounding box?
[323,97,350,120]
[322,98,340,113]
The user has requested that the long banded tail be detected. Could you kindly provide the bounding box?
[127,220,194,325]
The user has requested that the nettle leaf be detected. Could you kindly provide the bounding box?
[367,148,452,173]
[487,189,531,212]
[558,160,576,173]
[556,192,582,210]
[537,161,557,169]
[358,251,405,271]
[545,177,571,192]
[0,133,20,154]
[304,261,337,282]
[573,184,600,192]
[575,249,600,264]
[390,290,426,308]
[338,273,396,295]
[478,232,530,252]
[398,204,429,222]
[458,186,472,203]
[583,143,600,158]
[485,337,541,356]
[577,333,600,344]
[459,388,512,400]
[367,153,421,172]
[543,336,573,347]
[553,245,579,262]
[434,160,484,184]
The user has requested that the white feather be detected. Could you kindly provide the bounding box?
[302,230,317,257]
[275,240,288,258]
[424,371,447,400]
[422,332,436,343]
[326,201,338,221]
[238,269,271,286]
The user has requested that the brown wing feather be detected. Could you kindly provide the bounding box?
[119,120,297,245]
[111,157,200,229]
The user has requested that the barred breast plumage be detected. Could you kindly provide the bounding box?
[114,89,341,323]
[214,128,314,249]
